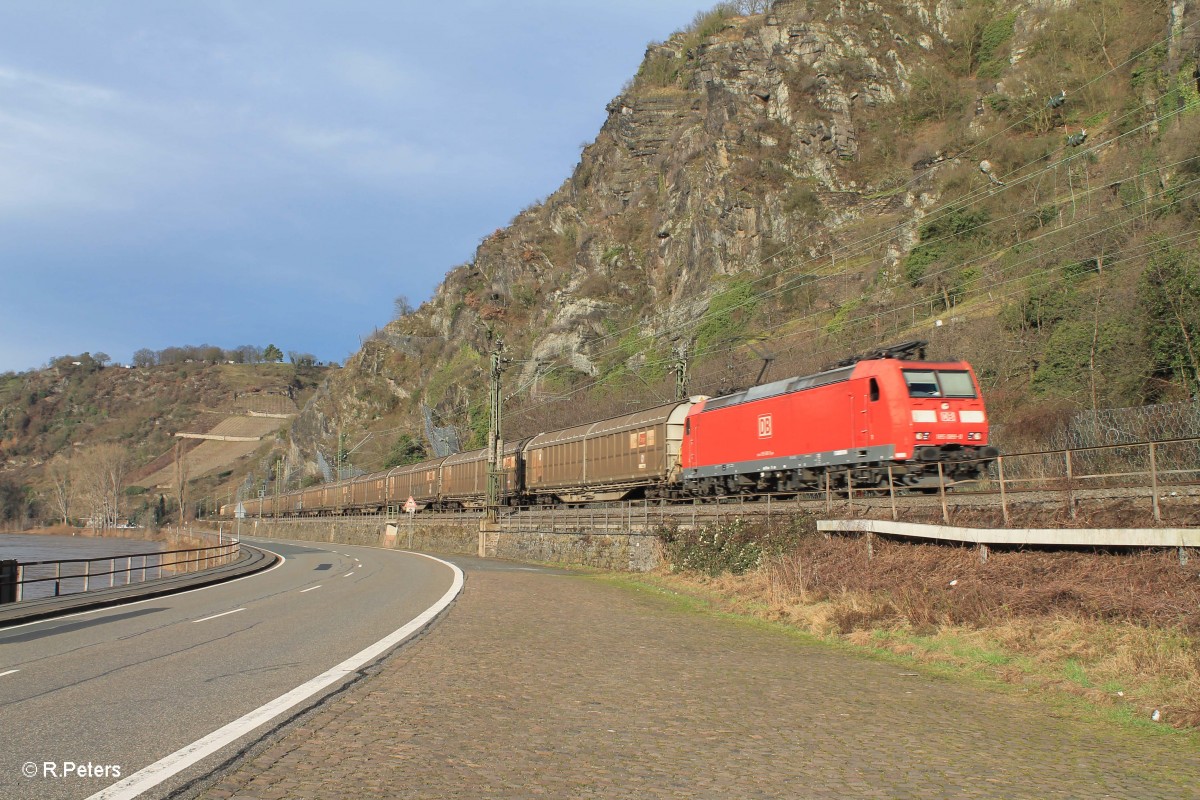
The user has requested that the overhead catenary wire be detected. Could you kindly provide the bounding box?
[633,174,1200,375]
[527,18,1200,366]
[513,171,1200,415]
[551,93,1200,384]
[620,148,1200,363]
[486,16,1200,428]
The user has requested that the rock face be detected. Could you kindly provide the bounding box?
[415,1,941,385]
[290,0,1200,468]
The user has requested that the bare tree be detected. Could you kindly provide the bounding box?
[74,444,131,531]
[173,440,189,524]
[393,294,415,320]
[46,454,73,525]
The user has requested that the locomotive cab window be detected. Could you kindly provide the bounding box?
[902,369,977,398]
[937,370,977,397]
[902,370,940,397]
[869,378,879,402]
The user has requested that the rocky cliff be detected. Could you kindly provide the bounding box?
[289,0,1200,480]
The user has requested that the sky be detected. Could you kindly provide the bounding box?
[0,1,716,373]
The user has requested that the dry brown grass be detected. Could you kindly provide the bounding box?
[650,534,1200,730]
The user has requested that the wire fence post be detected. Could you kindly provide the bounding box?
[825,472,832,514]
[887,465,898,521]
[1149,441,1161,523]
[938,462,949,524]
[1065,450,1076,519]
[997,456,1010,526]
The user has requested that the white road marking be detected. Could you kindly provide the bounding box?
[343,571,355,577]
[88,553,464,800]
[299,585,322,593]
[0,669,19,677]
[192,608,246,623]
[0,547,287,633]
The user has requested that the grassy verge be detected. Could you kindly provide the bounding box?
[595,519,1200,737]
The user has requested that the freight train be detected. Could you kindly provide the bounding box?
[220,342,997,517]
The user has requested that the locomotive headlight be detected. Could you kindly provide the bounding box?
[968,432,982,441]
[915,432,930,441]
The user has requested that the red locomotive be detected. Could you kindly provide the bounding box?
[220,341,996,516]
[680,341,996,495]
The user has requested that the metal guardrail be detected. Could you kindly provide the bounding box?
[0,541,240,603]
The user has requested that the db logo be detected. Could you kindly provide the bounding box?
[757,414,773,438]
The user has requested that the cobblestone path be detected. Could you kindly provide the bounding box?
[196,558,1199,799]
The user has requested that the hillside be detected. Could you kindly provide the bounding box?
[4,0,1199,515]
[276,0,1199,484]
[0,356,324,526]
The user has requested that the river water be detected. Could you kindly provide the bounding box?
[0,533,167,600]
[0,533,165,563]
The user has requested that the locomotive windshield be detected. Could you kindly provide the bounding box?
[903,369,977,398]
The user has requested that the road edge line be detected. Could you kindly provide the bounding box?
[85,552,464,800]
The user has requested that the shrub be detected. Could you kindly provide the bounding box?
[658,515,814,577]
[782,184,822,219]
[901,209,990,286]
[694,279,758,356]
[906,68,967,122]
[976,12,1017,77]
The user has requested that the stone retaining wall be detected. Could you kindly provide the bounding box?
[244,517,478,555]
[489,528,661,572]
[241,517,663,572]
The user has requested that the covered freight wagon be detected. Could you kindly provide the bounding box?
[385,457,448,511]
[437,442,525,510]
[523,400,700,503]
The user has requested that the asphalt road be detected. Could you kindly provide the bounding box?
[0,538,459,800]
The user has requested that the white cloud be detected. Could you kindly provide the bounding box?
[331,50,414,100]
[277,123,440,181]
[0,66,119,107]
[0,65,198,216]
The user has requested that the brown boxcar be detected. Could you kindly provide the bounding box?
[385,457,448,511]
[351,473,388,512]
[300,484,325,515]
[523,401,698,503]
[438,442,525,509]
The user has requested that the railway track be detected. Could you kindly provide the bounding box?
[255,481,1200,532]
